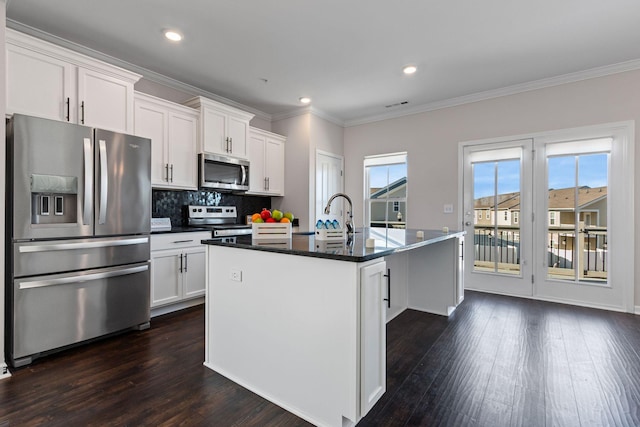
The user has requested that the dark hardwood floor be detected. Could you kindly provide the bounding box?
[2,291,640,426]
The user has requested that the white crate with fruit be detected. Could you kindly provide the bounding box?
[251,208,294,239]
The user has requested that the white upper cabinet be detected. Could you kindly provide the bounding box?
[184,96,254,159]
[6,29,140,133]
[134,92,199,190]
[247,127,286,196]
[6,42,74,122]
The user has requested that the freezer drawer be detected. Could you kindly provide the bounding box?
[13,235,150,277]
[10,262,150,366]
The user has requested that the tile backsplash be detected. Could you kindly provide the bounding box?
[152,189,270,226]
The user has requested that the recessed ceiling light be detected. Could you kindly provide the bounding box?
[299,97,311,104]
[164,30,183,42]
[403,65,417,75]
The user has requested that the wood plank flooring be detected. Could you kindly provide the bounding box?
[1,291,640,426]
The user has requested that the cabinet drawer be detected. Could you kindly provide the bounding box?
[151,232,211,251]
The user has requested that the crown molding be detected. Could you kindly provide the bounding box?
[271,106,344,127]
[8,19,640,129]
[344,58,640,127]
[6,19,272,122]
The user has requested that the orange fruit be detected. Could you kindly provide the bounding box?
[251,213,262,222]
[280,217,291,223]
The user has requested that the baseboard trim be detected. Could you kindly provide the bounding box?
[635,305,640,315]
[0,363,11,380]
[151,297,204,318]
[465,288,630,313]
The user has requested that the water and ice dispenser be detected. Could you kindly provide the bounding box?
[30,174,78,225]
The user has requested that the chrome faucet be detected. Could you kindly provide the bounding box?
[324,193,354,235]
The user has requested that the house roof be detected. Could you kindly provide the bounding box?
[475,186,607,211]
[370,177,407,199]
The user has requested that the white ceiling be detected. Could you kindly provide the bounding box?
[6,0,640,125]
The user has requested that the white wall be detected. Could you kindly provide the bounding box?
[344,69,640,306]
[272,114,312,229]
[311,115,344,155]
[1,0,9,378]
[272,113,345,231]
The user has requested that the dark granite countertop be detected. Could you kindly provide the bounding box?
[152,226,211,235]
[202,228,464,262]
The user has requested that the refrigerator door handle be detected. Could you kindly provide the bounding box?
[18,237,149,253]
[18,264,149,290]
[98,139,108,224]
[83,138,93,225]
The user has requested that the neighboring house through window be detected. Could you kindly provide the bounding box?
[364,152,408,229]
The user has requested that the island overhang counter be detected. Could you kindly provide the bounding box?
[202,228,464,427]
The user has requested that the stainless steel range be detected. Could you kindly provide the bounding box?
[187,205,252,242]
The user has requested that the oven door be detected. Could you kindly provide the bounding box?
[199,153,249,192]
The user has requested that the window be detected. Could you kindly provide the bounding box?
[364,152,407,229]
[486,210,490,220]
[514,212,519,224]
[504,211,508,221]
[549,211,556,226]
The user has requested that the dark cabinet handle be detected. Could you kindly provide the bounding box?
[383,268,391,308]
[81,101,85,124]
[165,164,169,182]
[170,164,174,182]
[65,97,70,121]
[178,253,183,273]
[184,253,188,272]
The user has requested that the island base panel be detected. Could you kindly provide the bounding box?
[205,246,386,426]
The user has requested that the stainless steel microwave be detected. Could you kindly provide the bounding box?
[198,153,249,192]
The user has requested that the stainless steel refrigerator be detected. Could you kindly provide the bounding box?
[6,114,152,367]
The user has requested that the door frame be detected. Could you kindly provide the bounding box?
[315,149,344,225]
[458,121,635,313]
[461,139,534,297]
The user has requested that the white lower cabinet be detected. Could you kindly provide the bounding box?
[359,260,387,418]
[150,232,210,308]
[384,252,409,322]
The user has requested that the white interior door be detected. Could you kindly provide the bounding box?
[315,151,344,223]
[462,140,534,297]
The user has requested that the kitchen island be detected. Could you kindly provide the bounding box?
[202,228,464,427]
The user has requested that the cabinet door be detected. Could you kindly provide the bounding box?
[78,67,134,133]
[7,43,74,121]
[247,133,266,193]
[359,261,386,418]
[202,107,227,155]
[134,99,169,186]
[227,115,249,158]
[168,111,198,189]
[150,251,182,307]
[265,137,285,195]
[183,247,206,298]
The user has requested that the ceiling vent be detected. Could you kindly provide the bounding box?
[385,101,409,108]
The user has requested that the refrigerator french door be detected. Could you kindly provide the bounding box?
[6,114,152,367]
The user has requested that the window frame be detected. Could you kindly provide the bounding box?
[364,152,408,229]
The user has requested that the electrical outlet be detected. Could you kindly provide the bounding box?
[230,269,242,282]
[444,204,454,214]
